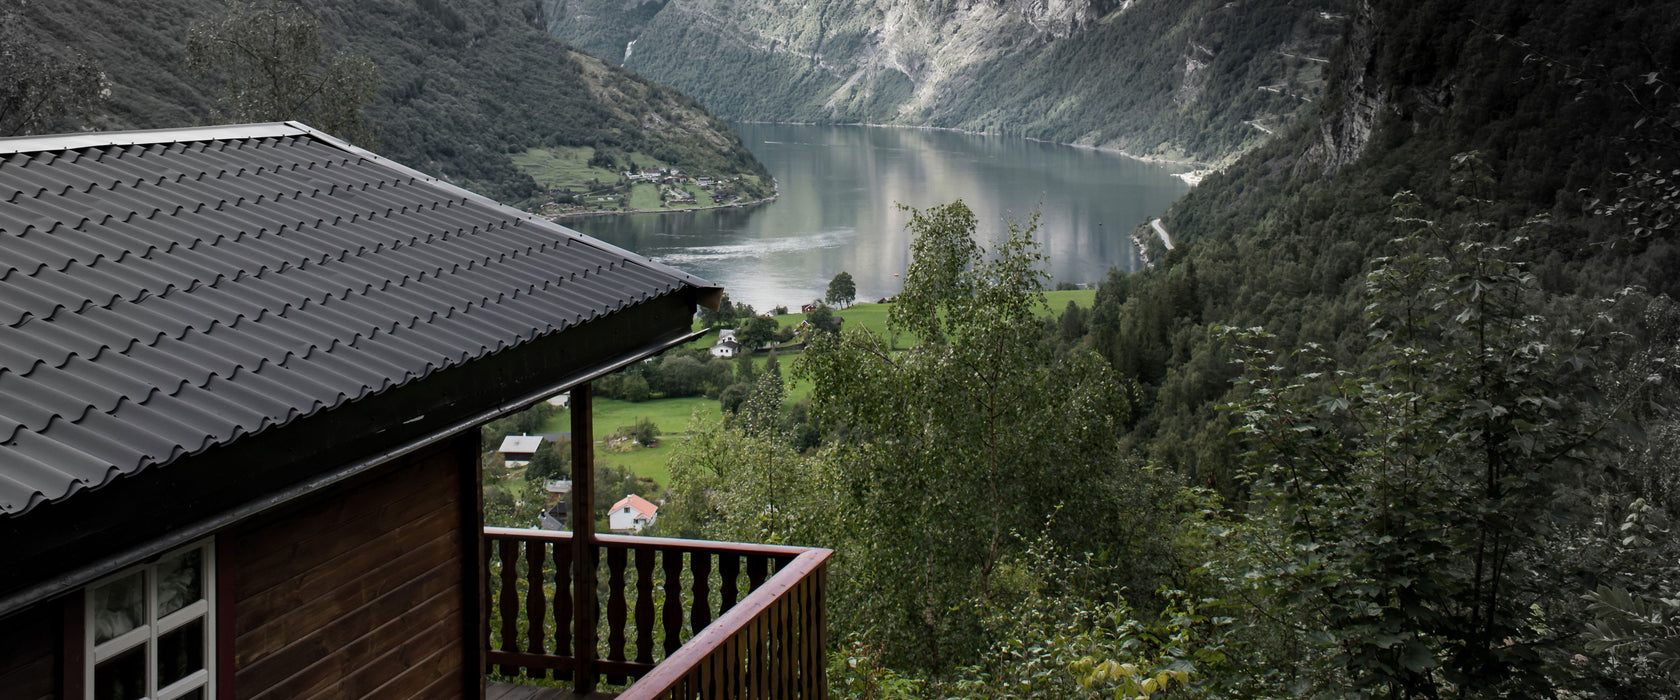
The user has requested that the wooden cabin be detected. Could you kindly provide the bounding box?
[0,123,828,700]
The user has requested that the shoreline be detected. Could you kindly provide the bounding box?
[551,189,780,222]
[734,119,1218,169]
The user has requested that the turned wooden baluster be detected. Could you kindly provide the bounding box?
[745,555,767,594]
[662,549,684,656]
[690,551,712,635]
[497,538,519,675]
[553,540,573,681]
[526,539,547,671]
[718,553,740,614]
[607,546,629,684]
[635,547,656,666]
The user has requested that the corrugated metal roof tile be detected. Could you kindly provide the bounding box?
[0,124,713,515]
[74,398,190,465]
[7,423,117,497]
[0,449,79,513]
[109,392,220,456]
[16,354,136,416]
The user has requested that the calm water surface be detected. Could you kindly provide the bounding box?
[570,124,1191,311]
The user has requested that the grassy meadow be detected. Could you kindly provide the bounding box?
[511,146,648,190]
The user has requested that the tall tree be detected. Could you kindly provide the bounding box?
[0,3,105,136]
[826,270,857,308]
[735,314,779,350]
[796,201,1139,672]
[186,1,379,145]
[802,304,840,336]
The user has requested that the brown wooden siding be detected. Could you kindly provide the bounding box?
[228,440,468,700]
[0,599,61,700]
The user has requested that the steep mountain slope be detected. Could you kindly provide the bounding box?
[545,0,1346,162]
[1091,0,1680,484]
[12,0,768,204]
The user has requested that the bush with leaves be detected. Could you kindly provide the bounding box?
[938,526,1231,700]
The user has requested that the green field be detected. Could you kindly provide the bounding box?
[539,396,719,439]
[513,147,747,214]
[533,397,719,489]
[594,439,684,488]
[511,146,644,190]
[629,183,663,210]
[1042,289,1098,309]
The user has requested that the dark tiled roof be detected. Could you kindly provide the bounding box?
[0,122,713,516]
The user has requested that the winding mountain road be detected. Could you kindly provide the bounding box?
[1151,218,1175,250]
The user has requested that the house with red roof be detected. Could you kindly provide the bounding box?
[608,494,659,534]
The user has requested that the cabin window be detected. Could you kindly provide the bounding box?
[84,540,215,700]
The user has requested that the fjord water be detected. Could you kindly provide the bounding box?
[570,123,1191,311]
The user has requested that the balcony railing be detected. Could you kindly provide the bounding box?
[483,527,830,698]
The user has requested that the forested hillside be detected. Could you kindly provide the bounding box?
[9,0,768,204]
[659,0,1680,695]
[1108,0,1680,487]
[545,0,1345,163]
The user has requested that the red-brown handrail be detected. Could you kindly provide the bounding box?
[482,527,829,697]
[618,547,831,700]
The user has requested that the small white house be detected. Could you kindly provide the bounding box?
[712,328,741,358]
[609,494,659,534]
[498,434,545,467]
[711,338,741,358]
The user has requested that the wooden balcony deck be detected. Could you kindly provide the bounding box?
[483,528,830,699]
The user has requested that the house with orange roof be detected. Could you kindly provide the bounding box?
[608,494,659,534]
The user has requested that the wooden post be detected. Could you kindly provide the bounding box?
[571,383,598,695]
[459,431,487,699]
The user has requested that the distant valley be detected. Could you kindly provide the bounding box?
[545,0,1346,164]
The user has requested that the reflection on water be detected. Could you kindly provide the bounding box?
[570,124,1190,311]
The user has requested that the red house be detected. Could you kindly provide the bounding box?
[0,123,828,700]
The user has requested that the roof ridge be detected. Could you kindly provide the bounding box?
[0,123,311,157]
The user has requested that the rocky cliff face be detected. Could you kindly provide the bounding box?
[1298,0,1380,175]
[547,0,1347,162]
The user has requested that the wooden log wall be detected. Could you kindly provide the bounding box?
[0,599,64,700]
[227,437,471,700]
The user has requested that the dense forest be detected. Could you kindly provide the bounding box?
[547,0,1343,163]
[648,0,1680,696]
[4,0,769,205]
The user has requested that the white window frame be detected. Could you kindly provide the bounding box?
[84,539,216,700]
